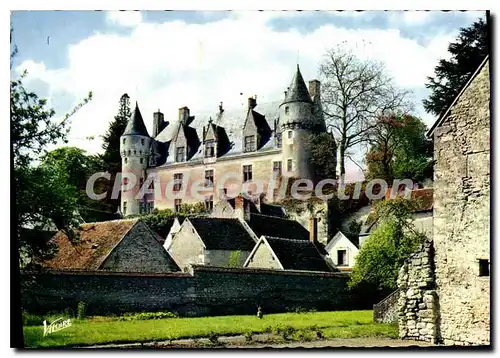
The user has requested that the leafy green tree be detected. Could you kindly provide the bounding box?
[100,94,131,210]
[365,114,433,183]
[307,131,338,180]
[228,251,242,268]
[348,197,426,297]
[423,18,489,116]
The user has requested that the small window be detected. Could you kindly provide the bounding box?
[276,132,282,148]
[205,195,214,211]
[124,157,128,164]
[285,106,289,114]
[273,161,282,177]
[140,158,143,164]
[205,170,214,187]
[134,150,137,155]
[205,140,215,158]
[123,177,129,185]
[123,202,127,216]
[243,165,252,182]
[479,259,490,277]
[287,159,293,172]
[174,199,182,213]
[244,135,256,152]
[128,150,131,156]
[288,131,293,139]
[141,138,145,145]
[173,173,183,192]
[147,202,154,213]
[176,147,185,162]
[337,250,347,266]
[123,138,126,144]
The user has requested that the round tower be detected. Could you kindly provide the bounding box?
[120,102,153,216]
[279,65,326,182]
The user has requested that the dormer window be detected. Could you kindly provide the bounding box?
[244,135,256,152]
[176,147,185,162]
[205,140,215,158]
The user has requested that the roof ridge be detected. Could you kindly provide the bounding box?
[80,218,138,226]
[265,236,311,243]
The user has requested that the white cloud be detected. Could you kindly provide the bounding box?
[16,11,480,181]
[106,10,142,27]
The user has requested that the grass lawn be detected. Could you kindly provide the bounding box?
[23,310,397,348]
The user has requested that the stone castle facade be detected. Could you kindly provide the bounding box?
[119,66,330,216]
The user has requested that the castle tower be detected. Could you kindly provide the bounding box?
[279,65,326,181]
[120,102,153,216]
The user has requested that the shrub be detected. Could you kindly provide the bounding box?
[22,312,44,326]
[77,301,87,320]
[118,311,177,321]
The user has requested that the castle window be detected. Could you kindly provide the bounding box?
[205,170,214,187]
[243,165,252,182]
[285,106,289,115]
[288,131,293,139]
[273,161,282,177]
[140,158,143,164]
[141,139,145,145]
[128,150,131,156]
[174,199,182,213]
[287,159,293,172]
[124,158,128,164]
[176,147,185,162]
[244,135,256,152]
[479,259,490,277]
[337,250,347,266]
[205,140,215,158]
[123,202,127,216]
[276,132,282,148]
[205,195,214,211]
[134,150,137,155]
[123,138,126,144]
[173,173,183,192]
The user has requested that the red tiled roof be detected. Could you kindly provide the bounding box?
[42,219,138,271]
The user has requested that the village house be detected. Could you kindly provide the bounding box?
[324,231,359,271]
[42,219,180,273]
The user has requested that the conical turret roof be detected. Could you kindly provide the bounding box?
[123,102,150,137]
[282,65,312,105]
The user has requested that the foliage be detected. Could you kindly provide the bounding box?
[319,45,411,177]
[423,18,489,116]
[228,250,242,268]
[306,131,338,180]
[349,198,426,295]
[207,331,219,344]
[118,311,177,321]
[77,302,88,320]
[365,114,433,183]
[22,310,393,348]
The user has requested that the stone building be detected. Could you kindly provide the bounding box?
[42,219,180,273]
[398,56,490,345]
[119,65,331,216]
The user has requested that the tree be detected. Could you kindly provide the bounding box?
[348,197,426,297]
[319,46,411,179]
[100,94,132,210]
[365,114,433,183]
[423,18,489,116]
[307,131,338,180]
[11,36,92,266]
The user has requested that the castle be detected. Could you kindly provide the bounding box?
[120,65,330,216]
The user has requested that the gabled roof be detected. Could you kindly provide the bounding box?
[188,217,256,251]
[259,203,286,218]
[282,65,313,105]
[427,56,489,137]
[123,102,150,137]
[247,213,310,241]
[325,231,359,252]
[262,236,333,272]
[42,219,139,270]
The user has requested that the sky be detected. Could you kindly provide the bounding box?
[11,10,486,180]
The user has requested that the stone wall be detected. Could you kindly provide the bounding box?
[373,289,399,324]
[21,266,357,317]
[432,59,490,345]
[397,239,437,343]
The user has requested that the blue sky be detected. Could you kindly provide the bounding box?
[11,10,486,180]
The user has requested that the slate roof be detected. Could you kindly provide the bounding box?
[42,219,139,270]
[247,213,309,241]
[189,217,256,251]
[259,203,286,218]
[123,102,150,137]
[264,236,333,272]
[282,65,313,105]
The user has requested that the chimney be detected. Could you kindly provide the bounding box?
[248,97,257,110]
[234,195,250,221]
[309,216,318,244]
[152,110,164,137]
[179,106,190,125]
[308,80,321,101]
